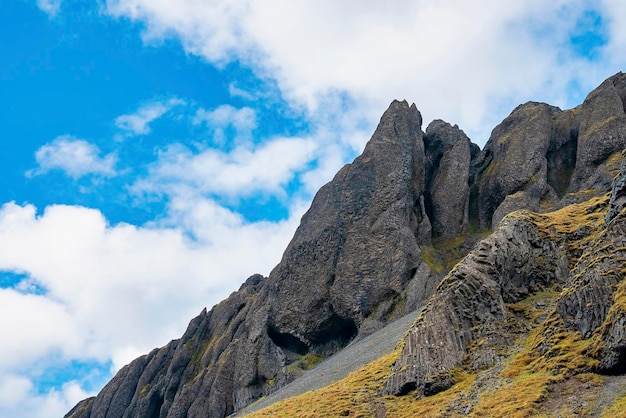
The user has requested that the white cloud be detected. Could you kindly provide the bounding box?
[106,0,251,65]
[133,135,317,201]
[0,197,299,378]
[194,105,257,146]
[598,1,626,65]
[228,82,256,101]
[0,193,304,418]
[16,99,320,413]
[0,375,91,418]
[104,0,626,145]
[0,289,79,370]
[115,98,185,136]
[36,0,62,17]
[0,374,33,408]
[28,136,117,179]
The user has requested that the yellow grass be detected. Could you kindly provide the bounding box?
[601,390,626,418]
[473,371,551,418]
[383,369,475,417]
[246,351,399,417]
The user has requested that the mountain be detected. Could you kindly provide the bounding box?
[66,72,626,418]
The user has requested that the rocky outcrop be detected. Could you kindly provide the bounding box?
[384,160,626,398]
[559,168,626,373]
[382,211,567,396]
[423,120,475,239]
[250,185,626,417]
[267,100,435,347]
[474,102,559,229]
[67,72,626,418]
[571,73,626,190]
[606,155,626,223]
[66,274,278,418]
[472,72,626,230]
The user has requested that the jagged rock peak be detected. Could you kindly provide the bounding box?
[571,71,626,190]
[375,99,422,138]
[65,98,444,418]
[266,98,436,348]
[470,73,626,230]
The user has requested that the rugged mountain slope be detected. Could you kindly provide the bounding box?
[67,100,442,418]
[67,72,626,418]
[245,169,626,418]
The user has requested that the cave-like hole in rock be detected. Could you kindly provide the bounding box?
[267,327,309,355]
[546,137,577,198]
[309,313,358,352]
[599,348,626,376]
[397,381,417,396]
[146,391,164,418]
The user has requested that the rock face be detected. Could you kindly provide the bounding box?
[475,101,560,229]
[473,72,626,230]
[67,72,626,418]
[606,154,626,223]
[423,120,475,239]
[267,100,433,346]
[383,167,626,397]
[382,211,570,396]
[571,74,626,190]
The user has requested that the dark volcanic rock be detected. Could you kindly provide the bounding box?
[571,72,626,191]
[559,167,626,373]
[267,100,435,349]
[473,75,626,230]
[547,108,579,198]
[606,154,626,223]
[474,101,559,229]
[65,398,94,418]
[66,274,277,418]
[384,159,626,398]
[382,213,565,396]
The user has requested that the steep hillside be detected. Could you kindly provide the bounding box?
[67,72,626,418]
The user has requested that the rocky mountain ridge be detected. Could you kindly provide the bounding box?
[67,72,626,418]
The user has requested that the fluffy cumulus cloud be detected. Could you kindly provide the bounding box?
[105,0,626,144]
[8,98,330,416]
[129,99,368,224]
[600,0,626,61]
[0,370,90,418]
[133,136,317,201]
[27,136,117,179]
[106,0,250,65]
[0,198,299,417]
[115,97,185,136]
[194,104,258,146]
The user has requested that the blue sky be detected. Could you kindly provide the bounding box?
[0,1,624,416]
[2,0,314,225]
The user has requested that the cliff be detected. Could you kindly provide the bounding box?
[67,72,626,418]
